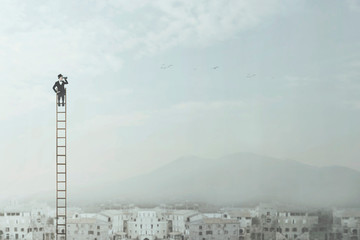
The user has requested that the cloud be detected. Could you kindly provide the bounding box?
[0,0,284,122]
[0,0,284,76]
[81,112,150,130]
[0,83,53,120]
[173,100,246,111]
[347,0,360,12]
[109,0,283,57]
[343,100,360,110]
[172,96,282,112]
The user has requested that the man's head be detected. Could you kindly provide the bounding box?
[58,74,63,81]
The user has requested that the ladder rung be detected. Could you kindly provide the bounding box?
[57,190,66,192]
[57,128,66,130]
[57,137,66,139]
[57,181,66,183]
[57,145,66,147]
[57,206,66,208]
[57,111,66,113]
[57,154,66,156]
[57,120,66,122]
[57,172,66,174]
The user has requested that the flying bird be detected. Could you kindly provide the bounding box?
[161,64,173,69]
[246,74,256,78]
[213,66,219,70]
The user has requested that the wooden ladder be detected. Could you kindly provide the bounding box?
[56,91,67,240]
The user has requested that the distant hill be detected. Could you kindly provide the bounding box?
[88,152,360,207]
[26,152,360,207]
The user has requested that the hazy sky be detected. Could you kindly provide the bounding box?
[0,0,359,198]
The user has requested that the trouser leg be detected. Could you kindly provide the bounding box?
[58,94,65,106]
[61,95,65,106]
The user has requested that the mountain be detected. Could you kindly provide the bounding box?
[293,136,360,171]
[85,152,360,207]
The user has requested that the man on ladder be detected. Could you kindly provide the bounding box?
[53,73,69,240]
[53,74,69,106]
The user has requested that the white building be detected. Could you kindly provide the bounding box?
[100,209,132,239]
[165,209,198,239]
[66,213,111,240]
[333,208,360,239]
[127,209,168,240]
[188,218,240,240]
[0,209,53,240]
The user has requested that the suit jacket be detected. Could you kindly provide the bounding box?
[53,79,68,95]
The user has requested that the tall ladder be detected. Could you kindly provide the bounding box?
[56,91,67,240]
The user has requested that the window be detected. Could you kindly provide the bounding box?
[206,230,213,235]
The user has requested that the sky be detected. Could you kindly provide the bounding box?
[0,0,359,199]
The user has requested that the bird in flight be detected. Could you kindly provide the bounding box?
[246,74,256,78]
[213,66,219,70]
[161,64,173,69]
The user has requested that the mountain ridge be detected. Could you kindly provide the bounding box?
[93,152,360,207]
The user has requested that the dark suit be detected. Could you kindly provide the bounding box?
[53,79,68,106]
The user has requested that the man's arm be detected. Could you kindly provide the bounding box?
[64,79,68,84]
[53,83,58,93]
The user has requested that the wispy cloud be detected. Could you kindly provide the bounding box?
[0,83,52,120]
[0,0,284,76]
[343,100,360,110]
[347,0,360,12]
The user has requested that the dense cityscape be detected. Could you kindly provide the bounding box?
[0,201,359,240]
